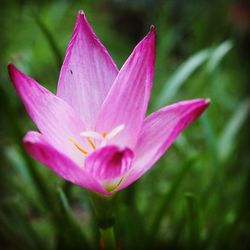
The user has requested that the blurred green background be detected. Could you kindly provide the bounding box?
[0,0,250,249]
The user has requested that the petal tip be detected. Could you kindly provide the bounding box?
[142,25,156,50]
[194,98,211,108]
[22,131,41,155]
[199,98,211,110]
[77,10,89,24]
[8,63,16,74]
[8,63,21,84]
[148,25,156,39]
[23,131,43,151]
[7,62,14,68]
[193,98,211,113]
[78,10,85,16]
[74,10,87,31]
[150,25,155,32]
[204,98,211,105]
[191,99,211,120]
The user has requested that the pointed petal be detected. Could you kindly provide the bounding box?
[8,64,86,164]
[117,99,210,190]
[23,131,108,195]
[84,145,134,191]
[95,27,156,148]
[57,11,119,128]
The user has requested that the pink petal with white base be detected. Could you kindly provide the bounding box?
[24,131,108,195]
[117,99,210,190]
[95,27,156,148]
[8,64,86,165]
[57,11,118,128]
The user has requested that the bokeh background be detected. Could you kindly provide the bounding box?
[1,0,250,249]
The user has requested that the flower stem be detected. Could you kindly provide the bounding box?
[89,192,117,250]
[100,227,116,250]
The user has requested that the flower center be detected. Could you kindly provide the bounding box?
[68,124,125,155]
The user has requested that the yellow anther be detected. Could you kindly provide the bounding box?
[87,137,96,150]
[68,137,88,155]
[102,131,107,138]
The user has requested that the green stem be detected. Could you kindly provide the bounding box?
[100,227,116,250]
[89,192,117,250]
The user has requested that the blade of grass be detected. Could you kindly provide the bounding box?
[157,40,233,108]
[184,193,203,250]
[5,146,33,184]
[0,203,47,250]
[32,11,63,70]
[200,113,219,167]
[206,40,233,73]
[150,156,196,241]
[115,187,148,249]
[0,85,73,236]
[115,202,147,249]
[218,99,250,162]
[173,134,196,157]
[156,49,210,107]
[55,188,90,250]
[0,85,55,210]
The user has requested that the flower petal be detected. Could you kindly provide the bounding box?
[117,99,210,190]
[8,64,86,165]
[84,145,134,191]
[57,11,119,128]
[24,131,108,195]
[95,26,156,148]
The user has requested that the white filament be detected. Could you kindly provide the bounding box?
[106,124,125,140]
[80,130,103,140]
[80,124,125,148]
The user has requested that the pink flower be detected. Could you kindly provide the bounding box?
[9,11,209,195]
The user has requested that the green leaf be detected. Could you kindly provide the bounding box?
[32,11,63,70]
[1,84,72,236]
[218,99,250,161]
[206,40,233,73]
[0,203,47,250]
[150,157,196,241]
[156,40,233,108]
[174,134,196,157]
[57,188,71,213]
[157,49,210,107]
[5,147,33,183]
[115,201,148,249]
[184,193,203,249]
[55,188,90,250]
[0,85,55,210]
[200,113,219,167]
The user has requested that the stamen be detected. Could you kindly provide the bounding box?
[80,124,125,150]
[87,137,96,150]
[68,137,88,155]
[106,124,125,140]
[80,131,103,140]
